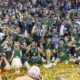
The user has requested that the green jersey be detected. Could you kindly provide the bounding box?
[12,32,22,44]
[75,44,80,57]
[57,45,69,61]
[68,21,79,35]
[29,46,41,64]
[71,33,79,41]
[13,50,22,58]
[44,43,53,50]
[32,34,40,42]
[12,32,18,41]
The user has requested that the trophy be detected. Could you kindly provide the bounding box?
[43,49,54,68]
[46,49,52,64]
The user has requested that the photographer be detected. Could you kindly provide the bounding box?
[0,54,10,80]
[15,66,43,80]
[0,46,10,71]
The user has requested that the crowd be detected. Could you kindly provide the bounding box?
[0,0,80,77]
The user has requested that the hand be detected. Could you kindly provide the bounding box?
[0,60,2,65]
[0,57,3,65]
[15,9,19,13]
[53,49,56,53]
[9,59,12,62]
[2,53,6,57]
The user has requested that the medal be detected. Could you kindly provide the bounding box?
[60,51,64,56]
[33,53,36,56]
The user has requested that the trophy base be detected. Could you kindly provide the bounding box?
[43,63,54,68]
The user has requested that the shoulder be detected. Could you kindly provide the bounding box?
[0,75,2,80]
[15,76,34,80]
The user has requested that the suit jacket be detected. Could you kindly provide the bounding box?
[19,20,34,34]
[19,21,29,34]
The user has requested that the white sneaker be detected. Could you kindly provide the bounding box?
[61,78,65,80]
[24,61,30,69]
[42,57,46,63]
[65,61,69,64]
[43,63,54,68]
[53,63,57,66]
[43,64,48,68]
[51,57,55,62]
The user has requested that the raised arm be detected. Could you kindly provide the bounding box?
[3,56,11,70]
[38,47,45,56]
[26,45,31,55]
[16,10,23,22]
[9,51,14,62]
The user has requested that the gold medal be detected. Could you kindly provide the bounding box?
[60,51,64,56]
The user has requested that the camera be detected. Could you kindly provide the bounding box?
[0,53,3,60]
[0,53,5,60]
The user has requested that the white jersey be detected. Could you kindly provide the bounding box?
[60,25,65,36]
